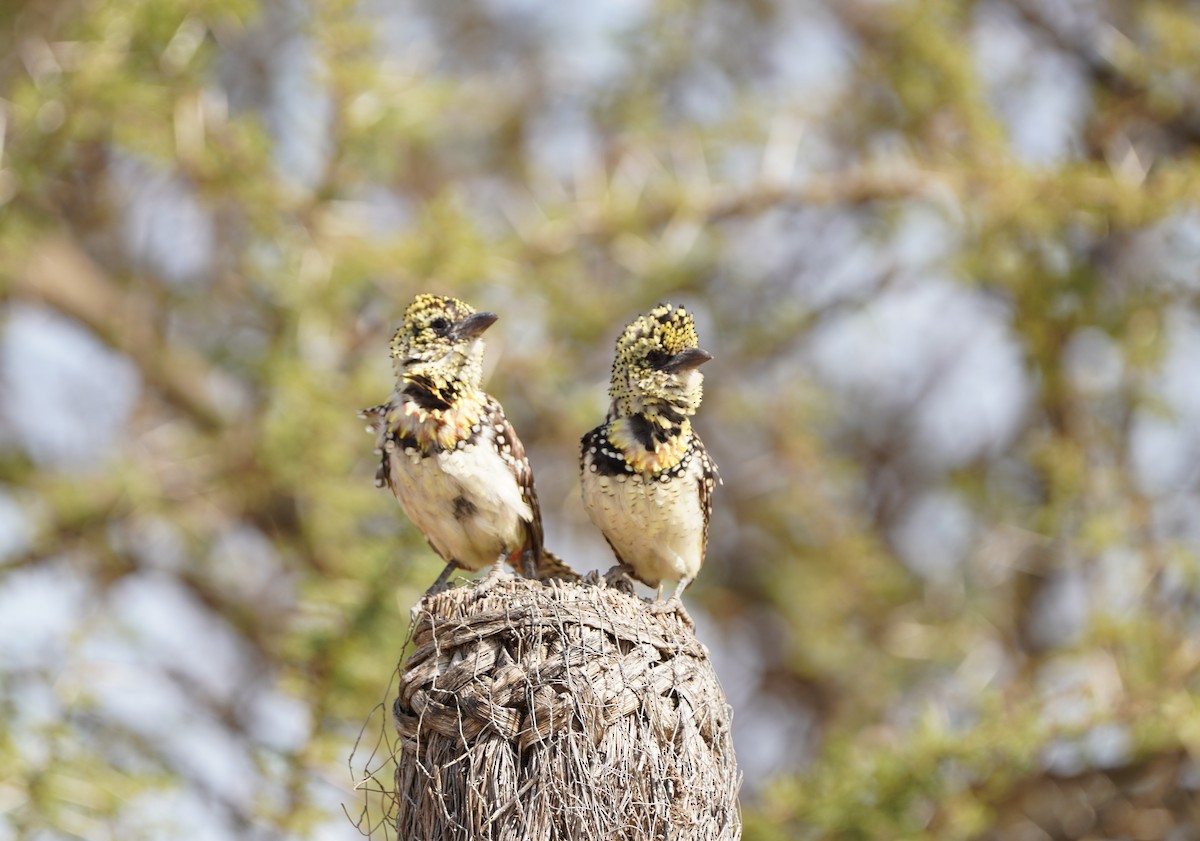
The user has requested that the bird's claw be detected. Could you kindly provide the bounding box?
[423,580,451,597]
[648,596,694,628]
[424,562,458,597]
[603,565,637,595]
[474,558,512,598]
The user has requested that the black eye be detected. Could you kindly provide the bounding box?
[646,349,670,369]
[429,318,451,335]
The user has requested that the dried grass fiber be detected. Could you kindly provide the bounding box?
[393,575,741,841]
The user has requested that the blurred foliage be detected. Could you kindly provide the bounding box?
[2,0,1200,838]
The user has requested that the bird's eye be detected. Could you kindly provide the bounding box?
[646,349,670,369]
[429,318,451,335]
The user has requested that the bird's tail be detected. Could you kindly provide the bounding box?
[533,548,580,581]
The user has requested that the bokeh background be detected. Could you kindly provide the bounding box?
[4,0,1200,838]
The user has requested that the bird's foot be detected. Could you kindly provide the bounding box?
[424,562,458,597]
[603,565,637,595]
[648,595,694,628]
[424,582,450,597]
[474,558,512,598]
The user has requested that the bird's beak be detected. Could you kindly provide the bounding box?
[663,347,713,372]
[452,311,499,340]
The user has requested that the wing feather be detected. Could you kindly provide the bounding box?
[484,397,578,580]
[693,431,720,557]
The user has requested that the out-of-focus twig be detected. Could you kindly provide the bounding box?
[520,167,952,258]
[707,168,950,221]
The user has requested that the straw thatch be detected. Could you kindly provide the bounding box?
[391,574,741,841]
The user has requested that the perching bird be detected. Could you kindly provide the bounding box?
[361,294,576,592]
[580,303,718,606]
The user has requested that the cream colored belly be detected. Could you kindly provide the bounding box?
[581,469,705,587]
[388,442,532,571]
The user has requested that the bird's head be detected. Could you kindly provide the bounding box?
[390,294,497,395]
[609,304,711,418]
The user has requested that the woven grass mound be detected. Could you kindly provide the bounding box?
[392,574,741,841]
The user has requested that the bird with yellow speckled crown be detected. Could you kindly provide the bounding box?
[361,294,577,593]
[580,303,719,611]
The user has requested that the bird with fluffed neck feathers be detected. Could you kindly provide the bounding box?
[361,293,576,592]
[580,303,719,607]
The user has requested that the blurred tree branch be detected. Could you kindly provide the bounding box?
[518,166,953,260]
[10,237,242,431]
[1007,0,1200,148]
